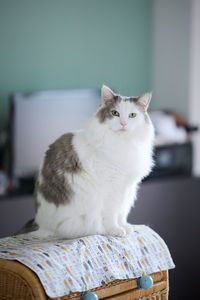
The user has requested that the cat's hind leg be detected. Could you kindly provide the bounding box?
[56,215,104,239]
[29,228,55,239]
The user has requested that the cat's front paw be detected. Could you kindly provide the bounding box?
[122,223,133,235]
[106,226,126,237]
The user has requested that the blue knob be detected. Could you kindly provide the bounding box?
[84,292,98,300]
[140,275,153,289]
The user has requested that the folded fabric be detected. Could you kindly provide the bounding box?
[0,225,175,298]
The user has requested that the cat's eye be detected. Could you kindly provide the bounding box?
[129,113,137,118]
[111,110,120,117]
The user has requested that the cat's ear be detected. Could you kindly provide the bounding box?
[135,92,152,111]
[101,85,115,105]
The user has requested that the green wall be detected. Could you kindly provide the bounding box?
[0,0,153,128]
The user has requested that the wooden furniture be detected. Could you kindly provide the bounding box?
[0,259,168,300]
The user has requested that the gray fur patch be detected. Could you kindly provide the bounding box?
[96,95,121,123]
[36,133,82,206]
[127,97,137,103]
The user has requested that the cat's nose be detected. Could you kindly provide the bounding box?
[120,121,127,127]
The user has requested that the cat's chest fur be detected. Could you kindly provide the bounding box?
[73,128,152,188]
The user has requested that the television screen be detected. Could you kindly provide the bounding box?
[10,89,101,179]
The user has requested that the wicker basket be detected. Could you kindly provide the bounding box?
[0,258,168,300]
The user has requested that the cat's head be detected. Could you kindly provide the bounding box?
[96,85,152,134]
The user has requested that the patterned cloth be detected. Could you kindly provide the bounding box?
[0,225,175,298]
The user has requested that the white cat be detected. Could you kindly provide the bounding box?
[31,85,154,239]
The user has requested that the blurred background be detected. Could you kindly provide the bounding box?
[0,0,200,299]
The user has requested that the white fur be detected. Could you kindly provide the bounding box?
[35,94,154,239]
